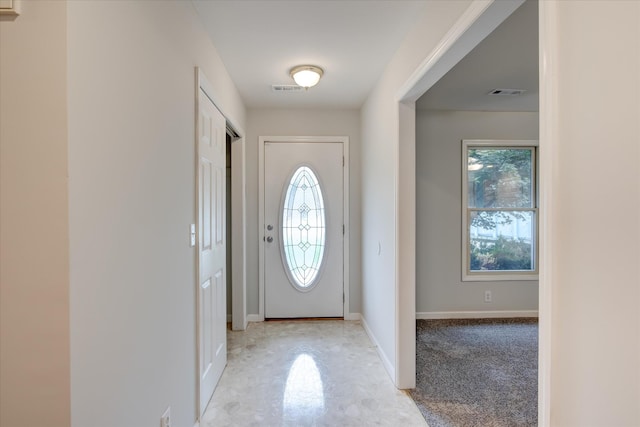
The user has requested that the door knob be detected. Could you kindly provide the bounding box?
[267,224,273,231]
[266,236,274,243]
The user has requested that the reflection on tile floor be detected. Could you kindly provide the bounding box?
[201,320,427,427]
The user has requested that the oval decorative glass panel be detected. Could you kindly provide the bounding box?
[281,166,326,290]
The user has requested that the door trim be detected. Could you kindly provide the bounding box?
[230,136,247,331]
[258,136,350,320]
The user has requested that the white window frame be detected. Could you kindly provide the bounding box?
[462,139,539,282]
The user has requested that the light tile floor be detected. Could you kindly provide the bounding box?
[201,320,428,427]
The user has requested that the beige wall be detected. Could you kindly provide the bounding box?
[415,110,539,314]
[547,1,640,425]
[67,1,245,426]
[245,108,362,316]
[0,2,71,426]
[360,0,472,382]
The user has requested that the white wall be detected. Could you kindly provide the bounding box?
[0,2,71,425]
[67,2,245,426]
[245,108,362,316]
[416,110,538,314]
[360,0,472,382]
[544,1,640,425]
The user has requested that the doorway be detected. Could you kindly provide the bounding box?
[414,2,539,319]
[258,136,350,320]
[394,0,547,422]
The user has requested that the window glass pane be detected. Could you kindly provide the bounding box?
[468,148,533,208]
[282,166,326,288]
[469,210,534,272]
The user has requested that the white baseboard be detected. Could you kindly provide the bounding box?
[246,314,263,322]
[244,314,360,322]
[416,310,539,319]
[361,315,395,383]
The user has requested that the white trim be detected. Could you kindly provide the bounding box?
[258,136,350,320]
[417,310,538,320]
[361,315,394,382]
[246,314,262,323]
[344,312,361,321]
[243,312,361,322]
[538,1,557,425]
[194,68,205,423]
[258,137,265,320]
[396,0,524,102]
[231,136,247,331]
[0,0,20,17]
[343,138,351,318]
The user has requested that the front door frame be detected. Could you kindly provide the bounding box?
[258,136,350,320]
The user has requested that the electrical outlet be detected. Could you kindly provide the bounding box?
[484,290,492,303]
[160,407,171,427]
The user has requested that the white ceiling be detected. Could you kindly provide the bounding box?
[191,0,538,112]
[417,0,538,112]
[191,0,427,109]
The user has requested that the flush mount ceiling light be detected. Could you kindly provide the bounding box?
[290,65,324,89]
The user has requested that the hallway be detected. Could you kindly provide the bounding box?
[201,320,426,426]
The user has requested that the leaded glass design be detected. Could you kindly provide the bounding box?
[282,166,326,289]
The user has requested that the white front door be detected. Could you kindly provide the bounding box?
[197,88,226,415]
[264,141,344,318]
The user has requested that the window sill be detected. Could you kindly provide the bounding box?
[462,272,539,282]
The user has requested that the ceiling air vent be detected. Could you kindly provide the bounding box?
[272,84,305,93]
[488,88,526,96]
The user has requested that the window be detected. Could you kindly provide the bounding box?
[462,140,538,281]
[281,166,326,290]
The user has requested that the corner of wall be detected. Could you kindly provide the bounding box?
[0,1,71,425]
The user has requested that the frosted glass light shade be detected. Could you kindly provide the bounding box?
[290,65,323,88]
